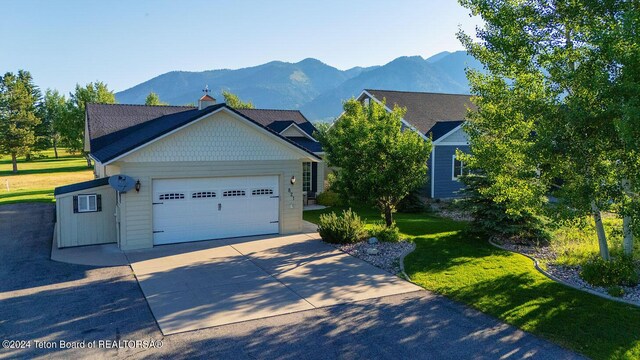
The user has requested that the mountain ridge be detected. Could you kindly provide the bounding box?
[115,51,481,121]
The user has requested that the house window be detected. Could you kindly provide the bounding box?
[75,194,99,213]
[363,97,370,107]
[452,155,464,180]
[303,162,312,192]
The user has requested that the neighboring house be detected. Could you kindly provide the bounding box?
[54,95,324,250]
[357,89,474,199]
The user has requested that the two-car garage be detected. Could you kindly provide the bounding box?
[152,176,280,245]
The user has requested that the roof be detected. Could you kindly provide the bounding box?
[54,177,110,196]
[199,94,216,101]
[86,103,321,163]
[288,137,323,153]
[235,109,317,137]
[86,103,195,140]
[362,89,475,135]
[428,121,465,141]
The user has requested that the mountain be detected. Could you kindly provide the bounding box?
[115,51,482,121]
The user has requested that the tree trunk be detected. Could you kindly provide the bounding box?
[53,139,58,159]
[591,201,610,261]
[25,153,31,162]
[622,178,634,256]
[11,153,17,173]
[383,205,393,227]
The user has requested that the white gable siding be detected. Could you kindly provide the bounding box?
[281,125,309,138]
[437,126,468,144]
[121,111,305,163]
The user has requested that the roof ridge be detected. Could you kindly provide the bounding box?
[87,103,196,108]
[365,89,472,97]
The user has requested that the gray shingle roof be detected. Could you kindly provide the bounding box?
[362,89,474,135]
[235,109,317,136]
[86,103,321,163]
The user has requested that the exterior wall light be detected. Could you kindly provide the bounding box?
[135,180,141,192]
[290,176,296,185]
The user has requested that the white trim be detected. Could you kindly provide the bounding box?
[77,194,98,213]
[102,107,319,165]
[452,154,464,181]
[432,123,466,145]
[280,122,317,142]
[430,147,435,198]
[359,90,429,141]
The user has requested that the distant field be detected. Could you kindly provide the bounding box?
[0,149,93,205]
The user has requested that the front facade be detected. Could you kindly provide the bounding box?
[55,99,322,250]
[357,89,473,199]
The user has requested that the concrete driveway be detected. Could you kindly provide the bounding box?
[126,233,421,335]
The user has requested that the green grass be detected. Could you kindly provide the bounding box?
[0,149,93,204]
[551,216,640,266]
[304,206,640,360]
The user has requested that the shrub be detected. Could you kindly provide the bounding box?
[397,191,425,213]
[580,255,639,287]
[316,190,342,207]
[607,286,625,298]
[317,209,367,244]
[369,222,402,242]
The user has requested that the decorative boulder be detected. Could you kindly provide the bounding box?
[366,247,379,255]
[368,237,378,245]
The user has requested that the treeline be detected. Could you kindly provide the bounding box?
[0,71,176,173]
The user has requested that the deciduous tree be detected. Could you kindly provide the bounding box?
[145,92,168,106]
[222,90,254,109]
[318,99,431,226]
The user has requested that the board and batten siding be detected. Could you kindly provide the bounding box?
[431,145,470,198]
[55,185,117,247]
[109,109,313,250]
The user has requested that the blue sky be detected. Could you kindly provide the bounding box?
[1,0,481,95]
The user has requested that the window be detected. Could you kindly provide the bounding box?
[252,188,274,196]
[452,155,464,180]
[223,190,246,197]
[159,193,185,200]
[363,97,370,106]
[75,194,100,213]
[303,162,312,192]
[192,191,216,199]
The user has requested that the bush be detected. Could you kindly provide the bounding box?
[316,190,342,207]
[369,222,402,242]
[459,173,549,242]
[607,286,625,298]
[580,255,639,287]
[317,209,367,244]
[397,191,425,213]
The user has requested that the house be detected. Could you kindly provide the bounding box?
[54,95,325,250]
[357,89,474,199]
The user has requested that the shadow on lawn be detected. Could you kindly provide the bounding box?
[405,228,640,359]
[0,165,90,176]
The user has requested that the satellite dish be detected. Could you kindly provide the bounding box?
[109,174,136,193]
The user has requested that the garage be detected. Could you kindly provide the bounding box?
[152,176,279,245]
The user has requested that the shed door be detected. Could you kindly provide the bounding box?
[152,176,279,245]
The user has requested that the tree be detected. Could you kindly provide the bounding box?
[458,0,638,260]
[318,99,431,226]
[59,81,115,166]
[0,70,41,173]
[145,92,168,106]
[222,90,254,109]
[39,89,67,158]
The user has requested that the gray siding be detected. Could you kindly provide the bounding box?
[431,145,470,199]
[55,185,117,248]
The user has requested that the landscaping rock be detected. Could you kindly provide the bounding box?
[331,240,415,274]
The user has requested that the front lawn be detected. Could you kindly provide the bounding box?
[0,149,93,204]
[304,206,640,360]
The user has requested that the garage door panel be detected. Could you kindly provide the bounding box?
[153,176,279,245]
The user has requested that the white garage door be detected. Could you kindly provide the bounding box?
[152,176,279,245]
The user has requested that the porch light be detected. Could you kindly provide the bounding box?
[135,180,141,192]
[290,176,296,185]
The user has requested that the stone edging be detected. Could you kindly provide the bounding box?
[398,242,417,281]
[488,239,640,308]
